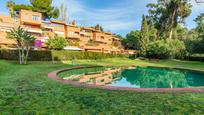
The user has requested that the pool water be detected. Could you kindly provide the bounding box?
[59,67,204,88]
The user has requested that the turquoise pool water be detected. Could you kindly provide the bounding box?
[60,67,204,88]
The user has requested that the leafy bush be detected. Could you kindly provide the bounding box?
[0,49,130,61]
[146,39,186,59]
[192,39,204,54]
[86,39,99,46]
[46,36,67,50]
[184,54,204,62]
[185,38,204,54]
[67,40,80,46]
[51,51,129,61]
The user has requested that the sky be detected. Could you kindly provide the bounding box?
[1,0,204,36]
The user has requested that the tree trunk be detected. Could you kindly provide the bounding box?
[17,44,22,64]
[25,46,30,65]
[169,29,173,39]
[21,47,25,64]
[18,48,22,64]
[169,6,178,39]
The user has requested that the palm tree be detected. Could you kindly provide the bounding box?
[7,27,36,64]
[6,0,16,17]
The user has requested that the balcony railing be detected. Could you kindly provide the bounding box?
[24,28,43,34]
[42,23,54,29]
[54,31,64,35]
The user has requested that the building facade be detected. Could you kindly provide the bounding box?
[0,10,130,53]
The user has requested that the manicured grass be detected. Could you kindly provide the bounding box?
[0,59,204,114]
[66,58,204,70]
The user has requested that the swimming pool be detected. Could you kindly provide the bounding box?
[59,66,204,88]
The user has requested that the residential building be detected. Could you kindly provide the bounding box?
[0,14,19,48]
[0,10,125,53]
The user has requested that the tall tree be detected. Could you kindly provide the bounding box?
[189,13,204,54]
[194,13,204,38]
[95,24,104,32]
[147,0,191,39]
[30,0,59,19]
[6,0,16,17]
[148,21,158,41]
[168,0,191,39]
[122,30,141,50]
[59,4,68,23]
[146,1,170,38]
[13,4,32,12]
[116,34,125,40]
[7,27,36,64]
[140,15,149,54]
[173,24,188,40]
[7,0,59,19]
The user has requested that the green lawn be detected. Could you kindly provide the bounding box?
[68,58,204,70]
[0,59,204,114]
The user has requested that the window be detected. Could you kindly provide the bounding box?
[0,18,3,22]
[74,32,79,35]
[32,15,39,21]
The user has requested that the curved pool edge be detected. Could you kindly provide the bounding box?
[48,66,204,93]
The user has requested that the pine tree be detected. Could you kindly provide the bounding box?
[148,21,157,42]
[140,15,150,54]
[7,0,59,19]
[30,0,59,19]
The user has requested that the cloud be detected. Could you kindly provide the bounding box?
[190,0,204,13]
[53,0,146,34]
[185,0,204,29]
[52,0,204,34]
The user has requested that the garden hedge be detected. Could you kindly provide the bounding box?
[184,54,204,62]
[0,49,131,61]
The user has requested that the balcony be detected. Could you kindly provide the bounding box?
[0,22,17,32]
[0,22,17,27]
[42,23,54,30]
[67,32,80,39]
[80,31,87,35]
[54,31,64,35]
[24,28,43,34]
[67,35,80,39]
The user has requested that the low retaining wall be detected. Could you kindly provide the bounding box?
[48,66,204,93]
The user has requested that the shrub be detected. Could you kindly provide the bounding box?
[0,49,130,61]
[146,39,186,59]
[46,36,67,50]
[67,41,80,46]
[184,54,204,62]
[185,39,204,54]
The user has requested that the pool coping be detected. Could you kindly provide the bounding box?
[48,66,204,93]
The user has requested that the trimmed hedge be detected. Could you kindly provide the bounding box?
[184,54,204,62]
[0,49,131,61]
